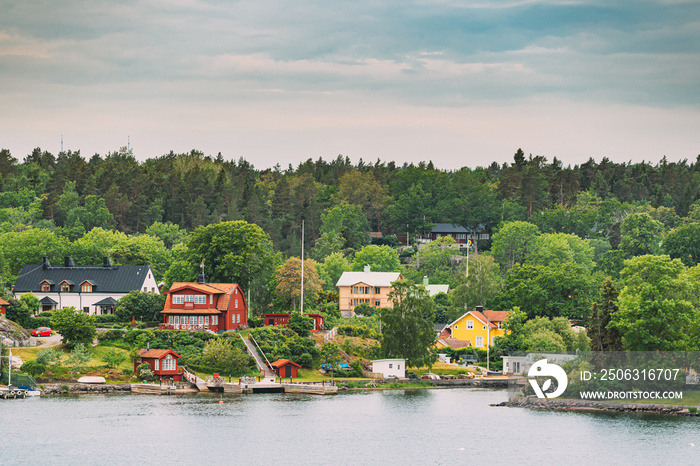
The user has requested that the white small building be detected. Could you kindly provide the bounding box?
[502,353,578,376]
[371,358,406,379]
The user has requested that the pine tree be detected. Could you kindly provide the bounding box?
[589,277,623,351]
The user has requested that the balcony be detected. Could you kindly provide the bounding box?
[159,323,213,332]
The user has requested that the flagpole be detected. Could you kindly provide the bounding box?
[301,220,304,315]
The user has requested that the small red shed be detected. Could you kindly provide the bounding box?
[134,348,183,381]
[306,313,325,333]
[263,313,290,327]
[0,297,8,316]
[271,359,301,379]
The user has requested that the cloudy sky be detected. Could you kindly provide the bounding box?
[2,0,699,169]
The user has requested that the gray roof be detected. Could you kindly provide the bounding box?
[425,284,449,296]
[93,297,119,306]
[336,271,402,288]
[14,263,151,294]
[39,296,58,305]
[431,223,468,234]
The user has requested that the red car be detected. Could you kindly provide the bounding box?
[31,327,52,337]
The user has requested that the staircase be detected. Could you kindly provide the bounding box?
[242,334,276,381]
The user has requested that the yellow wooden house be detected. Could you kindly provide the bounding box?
[443,306,509,349]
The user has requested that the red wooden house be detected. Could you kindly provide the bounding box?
[0,297,8,316]
[271,359,301,378]
[306,313,325,333]
[263,313,325,333]
[134,348,183,381]
[160,276,247,332]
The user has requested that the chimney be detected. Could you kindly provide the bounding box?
[64,256,75,267]
[103,257,113,267]
[475,305,484,312]
[42,256,51,270]
[423,276,429,286]
[364,264,371,273]
[198,273,206,285]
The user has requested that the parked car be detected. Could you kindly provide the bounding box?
[385,374,398,380]
[31,327,52,337]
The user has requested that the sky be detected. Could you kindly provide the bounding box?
[2,0,700,170]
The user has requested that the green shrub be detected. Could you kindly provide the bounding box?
[36,348,63,367]
[21,360,47,377]
[101,349,128,369]
[137,363,155,381]
[99,329,126,341]
[61,385,69,391]
[29,317,52,328]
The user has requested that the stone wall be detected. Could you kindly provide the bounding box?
[42,383,132,395]
[504,395,694,416]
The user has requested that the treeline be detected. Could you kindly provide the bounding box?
[1,146,699,259]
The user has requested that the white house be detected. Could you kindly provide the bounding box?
[13,256,159,316]
[371,358,406,379]
[502,353,578,376]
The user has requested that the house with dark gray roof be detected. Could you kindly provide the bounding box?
[13,256,159,315]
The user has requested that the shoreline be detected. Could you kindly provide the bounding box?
[34,378,510,396]
[502,395,698,416]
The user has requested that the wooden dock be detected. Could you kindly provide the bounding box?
[130,383,198,395]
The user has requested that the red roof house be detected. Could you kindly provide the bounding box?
[271,359,301,379]
[134,348,183,381]
[160,277,247,332]
[306,313,325,333]
[0,297,8,316]
[263,313,290,327]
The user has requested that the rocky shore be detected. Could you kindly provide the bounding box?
[42,383,133,395]
[501,395,695,416]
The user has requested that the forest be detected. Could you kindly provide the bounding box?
[1,145,700,352]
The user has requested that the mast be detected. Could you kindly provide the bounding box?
[300,220,304,315]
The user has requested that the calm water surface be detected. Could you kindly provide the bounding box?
[4,389,700,465]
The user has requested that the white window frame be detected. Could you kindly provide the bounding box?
[212,316,218,325]
[173,295,184,304]
[235,299,239,307]
[476,336,483,347]
[467,320,474,330]
[155,359,160,371]
[185,295,194,302]
[194,295,206,305]
[198,316,204,325]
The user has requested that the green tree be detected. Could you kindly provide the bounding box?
[490,221,540,270]
[145,221,188,249]
[409,236,461,287]
[50,307,96,349]
[101,349,128,369]
[619,213,663,257]
[609,255,696,351]
[588,277,623,351]
[317,252,352,292]
[5,298,33,328]
[381,279,437,368]
[352,245,401,272]
[115,291,166,322]
[36,348,63,367]
[274,258,324,310]
[20,292,40,315]
[21,360,46,377]
[450,254,502,314]
[663,223,700,266]
[288,312,315,337]
[202,338,252,375]
[180,220,276,292]
[111,234,173,280]
[65,343,92,371]
[526,233,594,271]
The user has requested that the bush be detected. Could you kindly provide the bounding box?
[99,329,127,341]
[36,348,63,367]
[101,349,128,369]
[28,317,52,328]
[95,315,119,323]
[21,360,47,377]
[38,311,53,319]
[137,363,155,381]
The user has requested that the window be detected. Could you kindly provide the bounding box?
[398,365,400,370]
[212,316,218,325]
[237,314,241,323]
[497,322,502,329]
[162,357,176,371]
[41,283,50,292]
[152,287,156,292]
[389,363,393,369]
[205,316,209,326]
[234,299,239,308]
[168,316,173,324]
[456,233,466,240]
[185,295,194,302]
[174,316,179,325]
[482,325,486,330]
[198,316,204,325]
[190,316,196,325]
[476,336,483,347]
[454,325,458,330]
[155,359,160,371]
[83,307,89,313]
[61,284,70,292]
[194,295,206,304]
[374,287,381,294]
[375,300,380,307]
[210,295,213,305]
[467,320,474,330]
[81,283,92,293]
[173,295,184,304]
